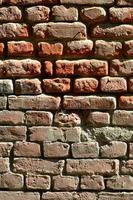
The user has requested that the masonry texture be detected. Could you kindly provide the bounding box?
[0,0,133,199]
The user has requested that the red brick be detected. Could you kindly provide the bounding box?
[8,0,59,5]
[33,22,87,39]
[87,112,110,126]
[26,175,50,190]
[92,24,133,39]
[26,6,50,22]
[43,78,70,93]
[100,77,127,93]
[0,6,22,22]
[63,96,116,110]
[0,143,13,157]
[95,40,122,59]
[8,41,33,56]
[15,79,42,95]
[66,40,93,56]
[0,23,28,39]
[0,110,24,125]
[124,41,133,57]
[81,175,105,190]
[110,7,133,23]
[72,142,99,158]
[26,111,53,126]
[101,142,127,158]
[55,60,75,76]
[74,78,99,93]
[43,142,69,158]
[53,176,79,191]
[8,95,61,110]
[52,5,78,21]
[66,159,119,176]
[38,42,63,56]
[119,96,133,109]
[0,59,41,78]
[60,0,114,5]
[0,43,4,56]
[14,142,41,157]
[13,158,64,175]
[43,61,53,76]
[111,60,133,76]
[81,7,106,23]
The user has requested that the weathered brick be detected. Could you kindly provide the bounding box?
[29,127,64,142]
[111,60,133,76]
[0,23,28,39]
[43,142,69,158]
[117,0,133,6]
[91,127,133,142]
[66,40,93,56]
[129,143,133,158]
[62,127,81,143]
[107,175,133,190]
[95,40,122,59]
[53,176,79,191]
[119,96,133,109]
[13,158,64,175]
[71,142,99,158]
[124,41,133,57]
[42,192,96,200]
[0,43,4,56]
[81,7,106,23]
[110,7,133,23]
[0,97,7,109]
[66,159,119,175]
[26,111,53,126]
[99,192,133,200]
[26,175,50,190]
[38,42,63,56]
[0,192,40,200]
[0,80,13,94]
[100,77,127,93]
[0,173,23,189]
[43,78,70,93]
[92,24,133,39]
[87,112,110,126]
[43,61,53,76]
[129,78,133,92]
[74,78,99,93]
[0,110,24,125]
[14,142,41,157]
[54,112,81,127]
[0,158,9,173]
[52,5,78,21]
[8,0,59,5]
[60,0,114,5]
[0,6,21,22]
[8,95,61,110]
[0,142,13,157]
[63,96,116,110]
[26,6,50,22]
[0,59,41,78]
[55,60,75,76]
[112,110,133,126]
[8,41,33,56]
[33,22,87,39]
[0,126,26,141]
[121,160,133,175]
[81,175,105,190]
[100,141,127,158]
[15,79,42,95]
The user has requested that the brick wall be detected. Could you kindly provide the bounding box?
[0,0,133,199]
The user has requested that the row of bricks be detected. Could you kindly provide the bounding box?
[0,59,133,77]
[0,77,133,95]
[0,40,133,58]
[1,23,133,40]
[0,0,132,6]
[0,6,133,23]
[0,141,131,158]
[0,95,133,110]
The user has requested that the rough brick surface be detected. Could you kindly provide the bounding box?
[0,0,133,198]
